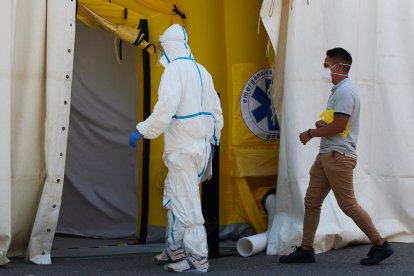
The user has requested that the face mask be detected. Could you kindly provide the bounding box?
[321,67,333,83]
[321,64,350,83]
[156,43,170,67]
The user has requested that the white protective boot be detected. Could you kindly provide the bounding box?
[164,254,209,273]
[153,246,186,265]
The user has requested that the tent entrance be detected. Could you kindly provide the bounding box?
[57,23,139,239]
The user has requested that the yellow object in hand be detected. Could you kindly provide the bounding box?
[319,109,350,138]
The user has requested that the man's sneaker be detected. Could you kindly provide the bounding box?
[279,246,315,263]
[360,241,394,265]
[164,254,209,273]
[153,247,185,265]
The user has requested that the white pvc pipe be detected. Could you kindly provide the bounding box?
[237,232,268,257]
[236,193,276,257]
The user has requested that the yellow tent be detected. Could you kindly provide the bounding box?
[73,0,279,241]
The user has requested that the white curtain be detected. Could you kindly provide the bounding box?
[265,0,414,254]
[0,0,76,265]
[0,0,14,266]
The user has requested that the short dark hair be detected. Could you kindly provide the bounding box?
[326,47,352,72]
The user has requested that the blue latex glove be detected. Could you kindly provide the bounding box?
[129,130,142,148]
[211,144,215,159]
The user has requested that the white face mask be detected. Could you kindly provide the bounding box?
[321,67,333,83]
[321,63,350,83]
[156,43,170,68]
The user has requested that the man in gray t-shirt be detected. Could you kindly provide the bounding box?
[279,48,393,265]
[319,78,360,159]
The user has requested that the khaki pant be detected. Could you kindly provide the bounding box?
[302,151,382,248]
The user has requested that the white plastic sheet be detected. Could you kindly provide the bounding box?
[266,0,414,254]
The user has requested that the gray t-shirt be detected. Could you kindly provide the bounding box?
[319,78,360,159]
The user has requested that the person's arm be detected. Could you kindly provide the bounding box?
[211,91,223,146]
[311,115,348,137]
[137,65,182,139]
[300,88,354,145]
[204,72,223,146]
[300,115,348,144]
[315,120,327,128]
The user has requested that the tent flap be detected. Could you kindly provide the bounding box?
[26,0,76,264]
[0,0,14,266]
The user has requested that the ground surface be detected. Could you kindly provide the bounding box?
[1,238,412,275]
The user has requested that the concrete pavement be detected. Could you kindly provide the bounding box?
[1,242,413,275]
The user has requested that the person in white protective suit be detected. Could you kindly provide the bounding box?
[129,24,223,273]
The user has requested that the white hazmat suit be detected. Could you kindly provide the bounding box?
[136,24,223,265]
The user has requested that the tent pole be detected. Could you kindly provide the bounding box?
[139,19,150,244]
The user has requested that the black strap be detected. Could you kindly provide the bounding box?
[118,39,123,61]
[142,43,156,53]
[123,8,128,20]
[172,4,186,19]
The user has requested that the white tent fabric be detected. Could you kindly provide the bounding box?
[57,24,138,239]
[265,0,414,255]
[0,0,76,265]
[259,0,282,56]
[0,0,14,266]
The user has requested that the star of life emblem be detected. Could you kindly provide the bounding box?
[240,68,280,141]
